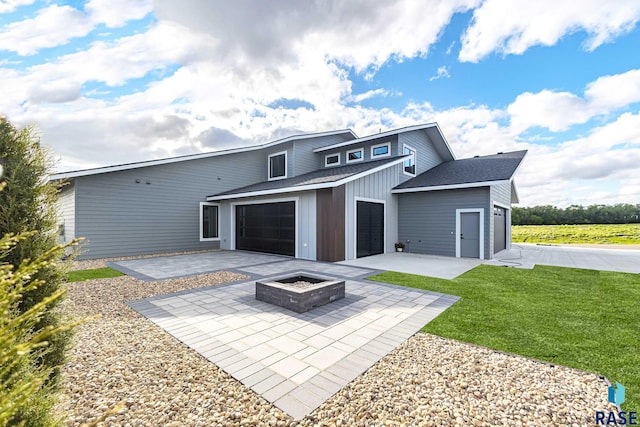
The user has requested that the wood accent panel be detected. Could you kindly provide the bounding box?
[316,185,345,261]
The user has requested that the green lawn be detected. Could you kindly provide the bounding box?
[67,267,124,282]
[371,265,640,410]
[512,223,640,244]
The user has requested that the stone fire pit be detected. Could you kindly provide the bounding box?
[256,272,345,313]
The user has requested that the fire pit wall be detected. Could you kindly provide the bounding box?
[255,272,345,313]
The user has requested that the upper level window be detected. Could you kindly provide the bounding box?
[200,202,220,241]
[268,151,287,180]
[325,153,340,167]
[346,148,364,163]
[403,144,416,176]
[371,142,390,158]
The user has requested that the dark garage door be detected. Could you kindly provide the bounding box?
[356,201,384,258]
[236,201,295,256]
[494,206,506,253]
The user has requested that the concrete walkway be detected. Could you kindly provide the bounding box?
[339,252,483,280]
[128,259,458,419]
[486,243,640,273]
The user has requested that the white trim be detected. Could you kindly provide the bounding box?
[370,142,391,158]
[392,179,510,194]
[230,197,299,258]
[268,150,288,181]
[354,197,386,259]
[346,148,364,163]
[208,156,407,201]
[493,200,511,251]
[324,153,341,167]
[402,144,417,177]
[511,179,520,204]
[199,202,221,241]
[51,129,357,180]
[455,208,485,259]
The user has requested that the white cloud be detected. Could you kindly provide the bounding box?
[349,89,392,103]
[585,69,640,111]
[507,68,640,132]
[459,0,640,62]
[0,0,34,13]
[0,5,94,55]
[429,66,451,81]
[86,0,153,27]
[154,0,479,72]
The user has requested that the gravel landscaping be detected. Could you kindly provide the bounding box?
[56,269,614,426]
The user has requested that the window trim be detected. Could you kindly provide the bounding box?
[324,153,341,167]
[268,150,288,181]
[199,202,220,241]
[346,148,364,163]
[402,144,417,177]
[371,142,391,158]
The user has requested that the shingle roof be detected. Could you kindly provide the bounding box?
[394,150,527,190]
[209,156,405,199]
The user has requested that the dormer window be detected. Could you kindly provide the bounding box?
[346,148,364,163]
[268,151,287,180]
[371,142,390,158]
[325,153,340,167]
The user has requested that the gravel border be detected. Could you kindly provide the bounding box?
[68,249,221,271]
[56,271,615,426]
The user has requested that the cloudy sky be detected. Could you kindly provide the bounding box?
[1,0,639,207]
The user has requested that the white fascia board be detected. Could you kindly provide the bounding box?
[312,123,439,153]
[511,179,520,204]
[51,129,357,180]
[391,179,510,194]
[208,157,406,201]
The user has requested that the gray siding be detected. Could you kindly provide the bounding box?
[345,163,401,260]
[218,191,317,260]
[57,181,75,244]
[398,188,491,258]
[490,181,512,255]
[398,130,445,184]
[74,150,264,259]
[292,134,355,175]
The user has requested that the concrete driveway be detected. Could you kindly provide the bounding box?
[339,252,483,280]
[486,243,640,274]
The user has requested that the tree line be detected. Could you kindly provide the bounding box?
[512,204,640,225]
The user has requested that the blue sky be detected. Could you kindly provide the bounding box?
[1,0,639,207]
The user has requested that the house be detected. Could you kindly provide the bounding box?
[52,123,526,261]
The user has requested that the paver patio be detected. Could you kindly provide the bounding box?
[126,257,458,419]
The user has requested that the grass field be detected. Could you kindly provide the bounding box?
[67,267,124,282]
[512,223,640,244]
[371,265,640,410]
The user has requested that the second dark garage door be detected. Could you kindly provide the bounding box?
[356,201,384,258]
[236,201,295,256]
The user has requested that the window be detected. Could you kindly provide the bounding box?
[371,142,390,158]
[403,144,416,176]
[346,148,364,163]
[268,151,287,180]
[325,153,340,167]
[200,202,220,241]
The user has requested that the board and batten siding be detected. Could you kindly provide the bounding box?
[490,181,513,255]
[218,191,317,260]
[398,187,491,258]
[74,150,264,259]
[398,130,445,184]
[344,164,401,260]
[56,181,76,244]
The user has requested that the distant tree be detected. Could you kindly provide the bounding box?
[512,203,640,225]
[0,117,72,425]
